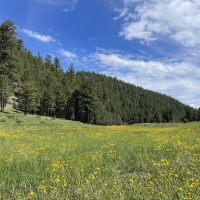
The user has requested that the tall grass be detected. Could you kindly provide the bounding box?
[0,110,200,199]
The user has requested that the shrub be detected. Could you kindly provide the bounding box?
[7,114,15,119]
[0,117,7,122]
[15,118,23,123]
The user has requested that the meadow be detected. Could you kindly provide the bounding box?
[0,110,200,199]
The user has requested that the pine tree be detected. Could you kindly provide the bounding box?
[63,64,77,119]
[53,57,65,117]
[16,80,38,115]
[0,19,17,111]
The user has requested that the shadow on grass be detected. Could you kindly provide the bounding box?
[12,110,23,114]
[0,111,9,114]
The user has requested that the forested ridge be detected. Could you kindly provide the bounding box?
[1,19,200,125]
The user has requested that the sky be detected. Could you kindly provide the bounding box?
[1,0,200,108]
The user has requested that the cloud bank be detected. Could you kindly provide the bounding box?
[115,0,200,47]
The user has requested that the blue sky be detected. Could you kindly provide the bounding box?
[1,0,200,108]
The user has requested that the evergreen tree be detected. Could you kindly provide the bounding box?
[63,63,77,119]
[53,57,65,117]
[198,108,200,121]
[16,80,38,115]
[0,19,17,111]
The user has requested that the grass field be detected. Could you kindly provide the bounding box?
[0,110,200,199]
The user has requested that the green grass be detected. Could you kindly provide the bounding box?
[0,109,200,199]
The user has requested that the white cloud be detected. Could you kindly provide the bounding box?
[91,52,200,77]
[137,49,146,54]
[116,0,200,47]
[113,8,129,20]
[37,0,79,11]
[184,49,200,63]
[58,49,78,59]
[21,28,55,42]
[95,47,127,55]
[89,50,200,108]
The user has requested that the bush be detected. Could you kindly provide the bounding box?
[15,118,23,123]
[7,114,15,119]
[12,102,18,109]
[0,117,7,122]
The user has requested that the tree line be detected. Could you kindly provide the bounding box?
[0,19,200,125]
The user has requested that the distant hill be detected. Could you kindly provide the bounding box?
[0,19,199,125]
[68,71,195,124]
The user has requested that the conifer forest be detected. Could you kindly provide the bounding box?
[1,19,200,125]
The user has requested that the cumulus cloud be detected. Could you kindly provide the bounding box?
[115,0,200,47]
[89,50,200,108]
[21,28,56,42]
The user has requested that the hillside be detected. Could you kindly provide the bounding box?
[0,19,199,125]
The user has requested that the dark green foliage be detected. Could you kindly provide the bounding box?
[15,118,23,123]
[16,80,38,115]
[0,19,17,111]
[7,114,14,119]
[0,19,199,125]
[0,117,6,122]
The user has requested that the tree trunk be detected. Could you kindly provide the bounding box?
[24,104,27,115]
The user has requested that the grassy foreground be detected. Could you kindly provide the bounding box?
[0,110,200,199]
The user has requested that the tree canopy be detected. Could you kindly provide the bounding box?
[0,19,199,125]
